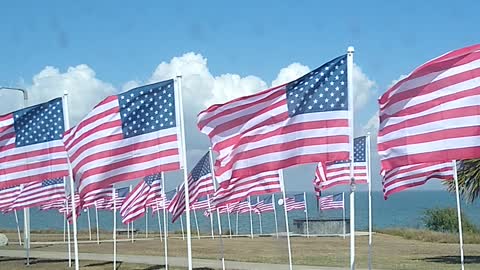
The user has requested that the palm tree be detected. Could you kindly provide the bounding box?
[445,159,480,203]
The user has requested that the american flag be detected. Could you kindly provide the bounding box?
[0,98,69,189]
[168,152,215,222]
[212,171,281,207]
[191,196,211,211]
[111,187,130,210]
[63,80,182,206]
[378,44,480,169]
[319,193,344,210]
[62,193,81,223]
[39,197,66,211]
[0,186,21,212]
[230,199,252,214]
[197,55,350,184]
[12,178,65,210]
[382,162,453,199]
[152,189,175,213]
[82,186,115,209]
[314,136,368,191]
[120,174,162,224]
[253,195,276,214]
[285,194,306,212]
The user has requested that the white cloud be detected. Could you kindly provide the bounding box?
[271,63,310,87]
[26,64,116,124]
[353,64,377,110]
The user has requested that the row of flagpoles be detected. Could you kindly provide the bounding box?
[1,44,478,270]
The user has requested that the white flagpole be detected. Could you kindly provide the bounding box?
[257,197,263,235]
[208,147,226,270]
[66,199,72,267]
[272,194,279,238]
[112,188,117,270]
[235,211,239,235]
[304,192,309,238]
[14,210,22,246]
[63,90,80,270]
[367,133,373,270]
[227,206,232,238]
[87,208,92,241]
[63,211,66,243]
[453,160,465,270]
[130,185,134,243]
[180,214,185,240]
[156,201,163,241]
[145,208,149,238]
[127,222,130,239]
[248,196,254,238]
[95,204,100,245]
[279,170,293,270]
[161,172,168,270]
[206,194,214,239]
[176,74,193,270]
[347,46,356,270]
[193,209,201,239]
[343,192,346,240]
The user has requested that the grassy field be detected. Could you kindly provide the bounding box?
[1,231,480,269]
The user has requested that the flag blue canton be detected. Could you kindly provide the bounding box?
[118,79,176,139]
[294,193,305,202]
[13,98,64,147]
[144,173,162,186]
[286,55,347,117]
[354,136,366,162]
[332,193,343,201]
[190,152,211,180]
[166,189,176,200]
[42,178,64,187]
[117,187,130,198]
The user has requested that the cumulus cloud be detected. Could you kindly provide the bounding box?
[271,63,310,87]
[25,64,116,124]
[353,64,377,110]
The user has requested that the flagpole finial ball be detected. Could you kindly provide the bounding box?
[278,199,284,206]
[347,46,355,53]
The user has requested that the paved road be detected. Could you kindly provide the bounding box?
[0,249,366,270]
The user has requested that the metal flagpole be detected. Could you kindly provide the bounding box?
[176,75,194,270]
[452,160,465,270]
[227,207,232,238]
[193,209,201,239]
[257,197,263,235]
[279,170,293,270]
[367,133,373,270]
[272,194,279,238]
[63,211,67,243]
[180,214,185,240]
[248,196,254,238]
[161,172,168,270]
[304,192,309,238]
[206,194,215,239]
[145,208,149,238]
[112,188,117,270]
[235,211,239,236]
[342,192,346,240]
[156,201,163,241]
[130,185,134,243]
[95,204,100,245]
[66,199,72,267]
[14,210,22,246]
[127,221,130,239]
[208,147,226,270]
[23,190,31,265]
[63,89,80,270]
[347,46,356,270]
[87,208,92,241]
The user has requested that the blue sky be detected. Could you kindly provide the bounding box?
[1,1,478,192]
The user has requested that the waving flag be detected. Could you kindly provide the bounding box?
[285,194,306,212]
[212,171,281,207]
[120,174,162,224]
[253,195,276,214]
[39,197,66,211]
[198,55,350,184]
[378,44,480,169]
[0,186,21,212]
[230,199,252,214]
[314,136,368,191]
[63,80,182,205]
[168,152,214,222]
[319,193,344,210]
[12,178,65,210]
[191,196,211,211]
[382,162,453,199]
[0,98,69,189]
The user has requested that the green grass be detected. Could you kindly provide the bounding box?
[378,228,480,244]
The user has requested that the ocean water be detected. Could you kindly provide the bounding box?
[0,191,478,234]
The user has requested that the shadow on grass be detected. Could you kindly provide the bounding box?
[421,255,480,264]
[0,257,25,262]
